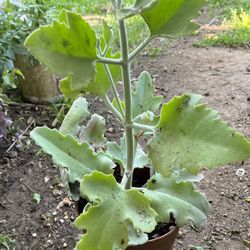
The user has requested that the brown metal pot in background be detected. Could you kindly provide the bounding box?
[14,55,61,104]
[126,227,179,250]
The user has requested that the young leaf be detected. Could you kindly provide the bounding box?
[30,127,115,183]
[107,136,149,170]
[133,111,159,127]
[81,114,106,144]
[132,71,163,118]
[140,0,205,37]
[75,171,157,250]
[99,20,114,51]
[24,10,98,97]
[143,173,210,229]
[59,97,89,136]
[118,0,158,19]
[148,94,250,176]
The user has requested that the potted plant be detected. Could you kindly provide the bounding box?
[0,0,62,103]
[25,0,250,249]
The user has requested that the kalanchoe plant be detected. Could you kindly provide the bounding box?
[25,0,250,249]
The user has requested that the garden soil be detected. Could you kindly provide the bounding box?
[1,36,250,249]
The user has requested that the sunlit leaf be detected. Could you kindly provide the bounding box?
[75,172,157,250]
[30,127,115,183]
[25,10,97,98]
[148,94,250,176]
[140,0,205,37]
[143,173,210,229]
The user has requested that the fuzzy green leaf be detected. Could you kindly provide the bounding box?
[82,114,106,144]
[25,10,97,98]
[75,172,157,250]
[107,136,149,169]
[59,97,89,136]
[30,127,114,183]
[60,48,120,97]
[133,111,159,127]
[84,48,121,97]
[103,21,113,46]
[140,0,205,37]
[143,174,210,229]
[132,71,163,118]
[119,0,157,19]
[148,94,250,176]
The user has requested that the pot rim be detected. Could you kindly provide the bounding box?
[147,226,178,243]
[130,226,179,246]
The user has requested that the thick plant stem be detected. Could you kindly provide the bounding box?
[119,19,134,187]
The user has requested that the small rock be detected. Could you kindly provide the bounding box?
[53,189,62,196]
[56,198,73,210]
[63,242,68,248]
[32,233,37,238]
[59,219,64,224]
[44,239,54,248]
[107,128,114,133]
[44,176,50,183]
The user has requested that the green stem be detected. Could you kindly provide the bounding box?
[103,63,125,118]
[97,57,122,65]
[130,122,155,132]
[129,35,151,62]
[119,19,134,185]
[103,95,123,122]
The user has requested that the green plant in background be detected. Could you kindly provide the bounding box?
[0,0,94,94]
[0,233,16,250]
[194,8,250,47]
[25,0,250,249]
[208,0,250,18]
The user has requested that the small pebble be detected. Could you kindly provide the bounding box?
[107,128,114,133]
[32,233,37,238]
[44,239,54,247]
[63,242,68,248]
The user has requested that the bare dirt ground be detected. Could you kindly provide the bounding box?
[1,33,250,250]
